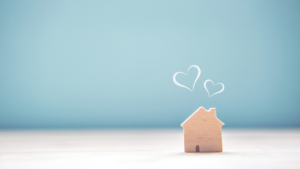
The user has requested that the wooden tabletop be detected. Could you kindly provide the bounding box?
[0,129,299,169]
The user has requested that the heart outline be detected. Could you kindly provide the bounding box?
[173,65,201,92]
[204,79,225,97]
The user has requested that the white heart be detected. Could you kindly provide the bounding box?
[173,65,201,92]
[204,79,225,97]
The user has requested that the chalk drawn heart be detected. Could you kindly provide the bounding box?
[173,65,201,92]
[204,79,225,97]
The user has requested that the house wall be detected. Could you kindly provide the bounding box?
[183,126,223,152]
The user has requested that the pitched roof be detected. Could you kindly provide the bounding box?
[181,106,224,126]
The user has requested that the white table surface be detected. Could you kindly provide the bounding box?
[0,129,299,169]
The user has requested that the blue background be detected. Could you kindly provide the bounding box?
[1,0,299,129]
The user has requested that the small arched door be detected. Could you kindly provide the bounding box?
[196,145,200,152]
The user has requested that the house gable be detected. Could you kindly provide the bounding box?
[181,107,224,127]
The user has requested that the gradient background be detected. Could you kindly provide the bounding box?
[0,0,299,129]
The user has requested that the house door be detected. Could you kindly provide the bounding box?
[196,145,200,152]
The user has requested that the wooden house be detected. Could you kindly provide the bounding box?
[181,107,224,152]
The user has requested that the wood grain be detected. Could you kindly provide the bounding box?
[182,107,224,152]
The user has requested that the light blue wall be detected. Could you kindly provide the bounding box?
[1,0,300,129]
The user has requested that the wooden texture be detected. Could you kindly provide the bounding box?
[181,107,224,152]
[0,129,300,169]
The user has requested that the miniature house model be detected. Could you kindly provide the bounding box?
[181,107,224,152]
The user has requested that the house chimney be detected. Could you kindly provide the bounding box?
[209,108,216,117]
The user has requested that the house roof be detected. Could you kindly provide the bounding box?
[181,106,224,126]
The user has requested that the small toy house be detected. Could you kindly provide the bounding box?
[181,107,224,152]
